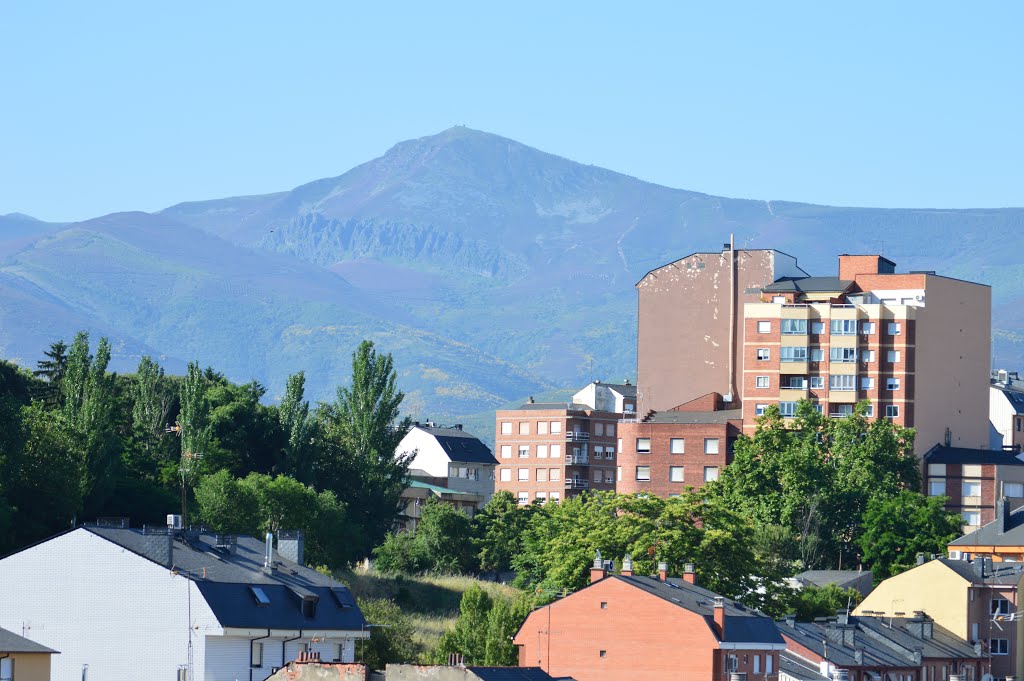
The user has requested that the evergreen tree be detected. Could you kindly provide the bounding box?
[32,340,67,405]
[279,371,314,482]
[131,355,172,439]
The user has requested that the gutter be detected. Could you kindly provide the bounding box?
[282,629,302,668]
[249,629,270,681]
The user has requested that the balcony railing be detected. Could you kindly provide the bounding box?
[570,454,590,465]
[566,431,590,442]
[565,478,589,489]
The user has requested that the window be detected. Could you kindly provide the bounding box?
[500,421,512,434]
[830,319,857,335]
[888,350,901,363]
[537,444,548,458]
[782,319,808,334]
[964,464,982,477]
[772,296,786,303]
[636,438,651,453]
[636,466,651,481]
[766,655,773,674]
[963,511,981,527]
[704,438,720,454]
[756,375,770,388]
[670,466,684,482]
[784,377,806,389]
[600,601,608,609]
[754,655,761,674]
[518,468,529,481]
[537,421,549,435]
[887,378,900,391]
[885,404,900,418]
[830,347,857,363]
[861,322,876,335]
[757,321,771,334]
[550,444,561,458]
[252,640,264,667]
[517,492,529,505]
[537,468,548,482]
[809,376,824,389]
[550,421,562,434]
[550,468,560,481]
[779,401,797,417]
[831,404,854,417]
[929,480,946,496]
[518,422,529,435]
[991,639,1010,655]
[992,598,1011,616]
[670,438,685,454]
[812,403,824,414]
[757,348,770,361]
[927,463,946,476]
[811,322,825,334]
[593,469,602,483]
[250,586,271,606]
[810,348,824,361]
[862,350,875,362]
[595,422,605,436]
[888,322,902,336]
[963,481,982,498]
[972,623,979,640]
[1006,483,1024,498]
[704,466,720,482]
[594,446,604,459]
[518,445,530,458]
[781,346,808,362]
[830,375,856,391]
[755,404,769,416]
[500,468,511,482]
[861,377,875,390]
[864,405,874,417]
[536,491,547,501]
[599,650,607,658]
[607,423,616,436]
[500,445,511,459]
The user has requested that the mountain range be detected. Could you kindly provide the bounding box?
[3,126,1023,432]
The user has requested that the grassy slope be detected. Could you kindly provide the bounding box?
[336,569,521,654]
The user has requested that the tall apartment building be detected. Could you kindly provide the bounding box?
[494,382,636,504]
[741,254,990,454]
[638,245,991,458]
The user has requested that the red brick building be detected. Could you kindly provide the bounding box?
[514,554,785,681]
[924,445,1024,531]
[617,392,741,495]
[494,382,636,504]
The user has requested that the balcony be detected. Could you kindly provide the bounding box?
[566,431,590,442]
[570,453,590,465]
[565,478,589,490]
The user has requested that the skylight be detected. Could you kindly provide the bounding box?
[250,586,271,606]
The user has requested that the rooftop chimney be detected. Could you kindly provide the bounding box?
[658,561,669,581]
[999,497,1012,534]
[783,614,796,628]
[713,596,725,637]
[263,532,275,574]
[854,649,864,665]
[590,550,607,583]
[916,553,926,566]
[142,524,174,567]
[683,563,696,585]
[278,530,304,565]
[621,554,633,577]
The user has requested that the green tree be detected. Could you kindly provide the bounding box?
[483,595,531,665]
[372,531,426,575]
[857,490,962,581]
[415,499,476,574]
[32,340,67,405]
[433,585,493,663]
[319,340,414,556]
[279,371,314,483]
[131,356,172,438]
[194,470,260,534]
[356,597,421,670]
[474,490,533,573]
[791,584,862,621]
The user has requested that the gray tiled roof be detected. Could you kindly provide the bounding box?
[85,527,366,631]
[780,652,829,681]
[643,409,742,425]
[414,426,498,465]
[762,276,852,293]
[0,626,57,654]
[795,570,873,589]
[923,444,1024,466]
[992,384,1024,414]
[932,556,1024,587]
[949,505,1024,551]
[598,382,638,398]
[616,575,783,645]
[468,668,559,680]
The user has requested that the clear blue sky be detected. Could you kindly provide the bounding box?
[2,1,1022,222]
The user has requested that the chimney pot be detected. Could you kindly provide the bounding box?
[590,550,607,583]
[658,561,669,581]
[713,596,725,637]
[683,563,696,585]
[621,553,633,576]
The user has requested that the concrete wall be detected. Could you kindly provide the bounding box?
[3,653,51,681]
[269,662,367,680]
[637,249,792,413]
[910,275,991,453]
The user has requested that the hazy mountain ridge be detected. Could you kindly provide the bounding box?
[4,127,1024,423]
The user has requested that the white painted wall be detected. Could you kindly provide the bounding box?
[0,528,221,681]
[992,387,1018,448]
[400,427,494,503]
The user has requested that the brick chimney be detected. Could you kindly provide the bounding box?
[658,561,668,581]
[278,530,304,565]
[621,554,633,577]
[590,550,607,583]
[713,596,725,637]
[683,562,696,585]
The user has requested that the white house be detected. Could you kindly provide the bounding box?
[571,380,637,415]
[399,423,497,505]
[0,522,366,681]
[991,370,1024,450]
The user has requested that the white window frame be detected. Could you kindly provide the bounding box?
[500,421,512,434]
[636,438,651,453]
[704,438,720,455]
[757,321,771,334]
[756,348,770,361]
[755,404,769,416]
[888,322,902,336]
[537,444,548,458]
[518,468,529,482]
[888,350,901,363]
[861,377,875,390]
[885,404,900,418]
[779,401,797,417]
[635,466,651,481]
[704,466,720,482]
[809,376,824,389]
[1006,483,1024,498]
[861,322,876,335]
[669,466,684,483]
[550,444,561,458]
[887,378,900,391]
[929,480,946,496]
[670,438,685,454]
[756,375,770,389]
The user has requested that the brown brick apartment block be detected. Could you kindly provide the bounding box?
[514,554,785,681]
[925,445,1024,532]
[617,392,741,495]
[494,382,636,504]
